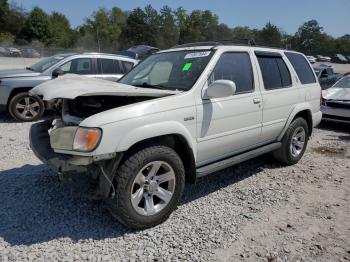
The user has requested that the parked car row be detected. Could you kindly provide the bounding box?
[0,46,41,57]
[307,54,350,64]
[0,52,138,121]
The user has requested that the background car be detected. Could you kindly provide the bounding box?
[332,54,348,64]
[0,46,8,56]
[22,48,41,58]
[314,65,342,89]
[116,45,160,60]
[307,55,316,64]
[321,75,350,123]
[6,47,22,57]
[0,52,138,121]
[315,55,331,62]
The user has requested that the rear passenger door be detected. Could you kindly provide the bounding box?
[96,58,125,82]
[254,51,301,142]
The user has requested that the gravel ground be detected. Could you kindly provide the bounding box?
[0,113,349,262]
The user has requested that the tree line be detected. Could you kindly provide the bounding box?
[1,0,349,55]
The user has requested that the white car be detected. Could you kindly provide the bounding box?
[315,55,331,62]
[307,56,316,64]
[29,42,322,229]
[321,75,350,123]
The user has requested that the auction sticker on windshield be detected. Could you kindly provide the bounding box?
[184,51,211,59]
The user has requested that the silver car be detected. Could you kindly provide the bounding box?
[0,53,137,121]
[321,75,350,123]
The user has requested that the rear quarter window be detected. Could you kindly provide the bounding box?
[284,52,316,85]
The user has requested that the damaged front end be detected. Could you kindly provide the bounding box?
[29,75,180,198]
[30,120,123,198]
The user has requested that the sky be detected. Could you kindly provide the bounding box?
[13,0,350,37]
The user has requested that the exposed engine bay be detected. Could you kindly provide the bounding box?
[48,96,156,125]
[30,74,182,125]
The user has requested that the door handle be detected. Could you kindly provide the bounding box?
[253,98,261,104]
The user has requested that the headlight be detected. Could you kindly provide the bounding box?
[73,127,102,152]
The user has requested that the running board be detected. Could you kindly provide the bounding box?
[196,142,282,177]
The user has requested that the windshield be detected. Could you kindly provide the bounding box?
[334,76,350,88]
[119,50,214,91]
[29,54,71,72]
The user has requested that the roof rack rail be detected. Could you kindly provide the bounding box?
[172,39,257,49]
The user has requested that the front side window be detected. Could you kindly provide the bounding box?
[257,55,292,90]
[119,50,214,91]
[60,58,93,75]
[209,52,254,94]
[285,52,316,85]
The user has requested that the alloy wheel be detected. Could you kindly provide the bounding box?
[130,161,176,216]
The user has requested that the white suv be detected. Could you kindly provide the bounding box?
[30,42,322,229]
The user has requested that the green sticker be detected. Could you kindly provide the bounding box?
[182,63,192,71]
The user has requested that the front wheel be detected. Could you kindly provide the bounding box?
[273,117,309,165]
[8,92,45,122]
[106,145,185,229]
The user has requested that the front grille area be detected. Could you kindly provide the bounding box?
[325,100,350,109]
[323,114,350,122]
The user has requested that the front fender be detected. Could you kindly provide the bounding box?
[116,121,197,158]
[277,103,312,141]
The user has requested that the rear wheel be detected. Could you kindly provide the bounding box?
[9,92,44,122]
[273,117,309,165]
[106,145,185,229]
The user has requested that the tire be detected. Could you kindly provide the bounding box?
[106,145,185,229]
[273,117,309,165]
[8,92,45,122]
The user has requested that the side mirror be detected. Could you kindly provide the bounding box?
[52,68,65,78]
[204,80,236,99]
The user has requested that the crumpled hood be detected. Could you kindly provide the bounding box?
[30,74,181,100]
[0,68,40,79]
[322,87,350,101]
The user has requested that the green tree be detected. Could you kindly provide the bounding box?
[81,7,127,51]
[294,20,323,53]
[232,26,256,42]
[120,7,157,48]
[19,7,52,45]
[49,11,76,48]
[258,22,282,47]
[158,5,178,48]
[0,0,9,32]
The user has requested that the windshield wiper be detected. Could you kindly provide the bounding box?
[135,83,172,90]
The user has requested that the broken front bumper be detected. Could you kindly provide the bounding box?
[29,121,91,174]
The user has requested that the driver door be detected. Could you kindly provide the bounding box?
[196,52,263,166]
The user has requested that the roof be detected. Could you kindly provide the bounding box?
[164,40,292,54]
[52,52,137,61]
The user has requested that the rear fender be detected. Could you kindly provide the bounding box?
[277,103,312,141]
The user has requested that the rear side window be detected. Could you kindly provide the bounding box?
[256,55,292,90]
[285,52,316,84]
[98,58,122,74]
[210,52,254,94]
